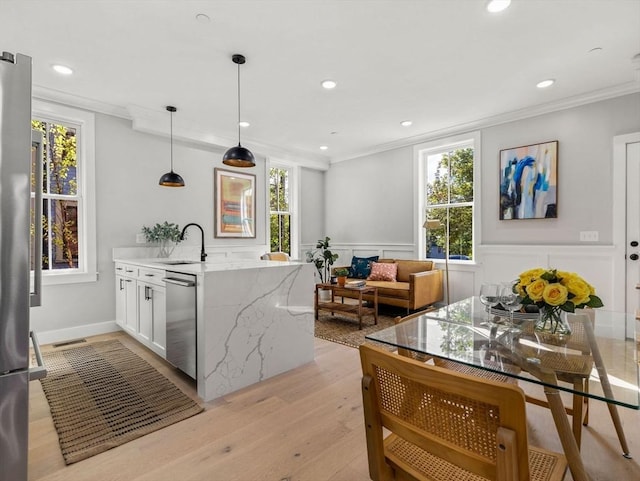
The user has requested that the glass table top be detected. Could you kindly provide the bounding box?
[365,297,640,409]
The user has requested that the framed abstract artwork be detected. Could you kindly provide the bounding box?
[499,140,558,220]
[214,168,256,238]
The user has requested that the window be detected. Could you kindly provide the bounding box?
[268,162,299,258]
[32,101,96,284]
[269,167,291,253]
[417,132,479,262]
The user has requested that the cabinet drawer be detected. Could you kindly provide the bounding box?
[115,262,137,277]
[138,267,166,286]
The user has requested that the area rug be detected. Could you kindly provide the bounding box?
[315,309,399,348]
[39,339,203,465]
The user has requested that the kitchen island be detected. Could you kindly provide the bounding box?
[113,258,315,402]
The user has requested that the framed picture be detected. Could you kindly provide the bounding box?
[214,168,256,238]
[499,140,558,220]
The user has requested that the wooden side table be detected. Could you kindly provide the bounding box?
[315,283,378,330]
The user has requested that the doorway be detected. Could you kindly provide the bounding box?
[613,132,640,338]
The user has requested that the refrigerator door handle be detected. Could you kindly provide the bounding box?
[29,330,47,381]
[30,130,43,307]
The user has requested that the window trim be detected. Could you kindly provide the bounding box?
[33,100,97,285]
[267,158,300,260]
[414,131,481,263]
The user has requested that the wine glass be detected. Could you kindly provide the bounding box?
[499,283,523,332]
[479,283,499,325]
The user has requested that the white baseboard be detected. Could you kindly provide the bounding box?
[34,320,121,346]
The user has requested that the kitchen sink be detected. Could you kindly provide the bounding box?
[158,260,200,265]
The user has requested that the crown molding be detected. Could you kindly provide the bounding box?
[32,85,130,119]
[32,85,330,171]
[127,105,331,171]
[330,82,640,163]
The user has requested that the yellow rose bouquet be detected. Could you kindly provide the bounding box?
[515,268,603,334]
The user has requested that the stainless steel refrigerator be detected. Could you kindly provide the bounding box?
[0,51,46,481]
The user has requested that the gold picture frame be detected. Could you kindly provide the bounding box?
[214,168,255,238]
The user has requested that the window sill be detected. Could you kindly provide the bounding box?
[41,271,98,286]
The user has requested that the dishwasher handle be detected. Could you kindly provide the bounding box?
[163,277,196,287]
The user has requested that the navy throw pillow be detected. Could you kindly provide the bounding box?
[349,256,379,279]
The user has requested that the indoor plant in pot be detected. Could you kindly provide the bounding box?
[334,268,349,287]
[141,221,184,258]
[306,236,339,301]
[306,236,339,283]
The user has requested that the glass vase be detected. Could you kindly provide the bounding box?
[157,240,176,258]
[534,306,572,337]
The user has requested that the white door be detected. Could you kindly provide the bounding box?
[613,133,640,338]
[625,140,640,325]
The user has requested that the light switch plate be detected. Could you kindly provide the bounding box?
[579,231,599,242]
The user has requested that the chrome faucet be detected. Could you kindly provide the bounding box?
[180,223,207,262]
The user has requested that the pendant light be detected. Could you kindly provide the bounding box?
[222,54,255,168]
[159,105,185,187]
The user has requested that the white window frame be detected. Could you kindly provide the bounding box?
[266,158,300,260]
[33,100,97,285]
[414,131,481,263]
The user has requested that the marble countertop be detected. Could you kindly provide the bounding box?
[114,257,305,274]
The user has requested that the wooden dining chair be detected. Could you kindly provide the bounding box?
[523,310,630,457]
[260,251,290,261]
[393,313,520,384]
[359,343,567,481]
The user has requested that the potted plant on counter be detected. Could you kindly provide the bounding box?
[141,221,184,258]
[334,268,349,287]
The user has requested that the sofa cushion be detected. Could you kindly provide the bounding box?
[349,255,379,279]
[396,260,433,282]
[365,280,410,299]
[368,262,397,282]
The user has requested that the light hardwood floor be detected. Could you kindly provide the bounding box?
[29,331,640,481]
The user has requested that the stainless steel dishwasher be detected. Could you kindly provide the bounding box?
[163,272,197,379]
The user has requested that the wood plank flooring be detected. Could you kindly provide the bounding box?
[29,331,640,481]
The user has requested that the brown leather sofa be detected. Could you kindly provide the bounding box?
[332,259,443,312]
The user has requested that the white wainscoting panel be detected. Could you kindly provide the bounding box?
[478,244,617,310]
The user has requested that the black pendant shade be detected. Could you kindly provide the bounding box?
[159,105,185,187]
[222,144,255,168]
[223,54,255,168]
[158,170,185,187]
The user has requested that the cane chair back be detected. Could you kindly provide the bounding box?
[360,344,567,481]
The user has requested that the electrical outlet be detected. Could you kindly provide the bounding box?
[579,231,599,242]
[136,233,146,244]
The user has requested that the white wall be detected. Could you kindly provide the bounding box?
[481,93,640,246]
[31,92,640,340]
[323,93,640,312]
[30,113,319,340]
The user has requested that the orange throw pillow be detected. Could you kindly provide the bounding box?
[368,262,397,281]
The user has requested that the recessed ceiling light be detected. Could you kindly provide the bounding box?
[195,13,210,22]
[238,121,250,128]
[486,0,511,13]
[320,145,329,151]
[321,79,337,89]
[536,79,555,89]
[52,64,73,75]
[400,120,413,127]
[588,47,603,54]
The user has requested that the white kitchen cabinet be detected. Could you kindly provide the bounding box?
[114,263,166,358]
[137,267,166,358]
[115,263,137,334]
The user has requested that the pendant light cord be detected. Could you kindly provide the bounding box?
[237,60,241,145]
[170,109,174,171]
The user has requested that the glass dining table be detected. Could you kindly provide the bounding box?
[365,296,640,481]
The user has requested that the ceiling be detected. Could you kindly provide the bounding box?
[2,0,639,165]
